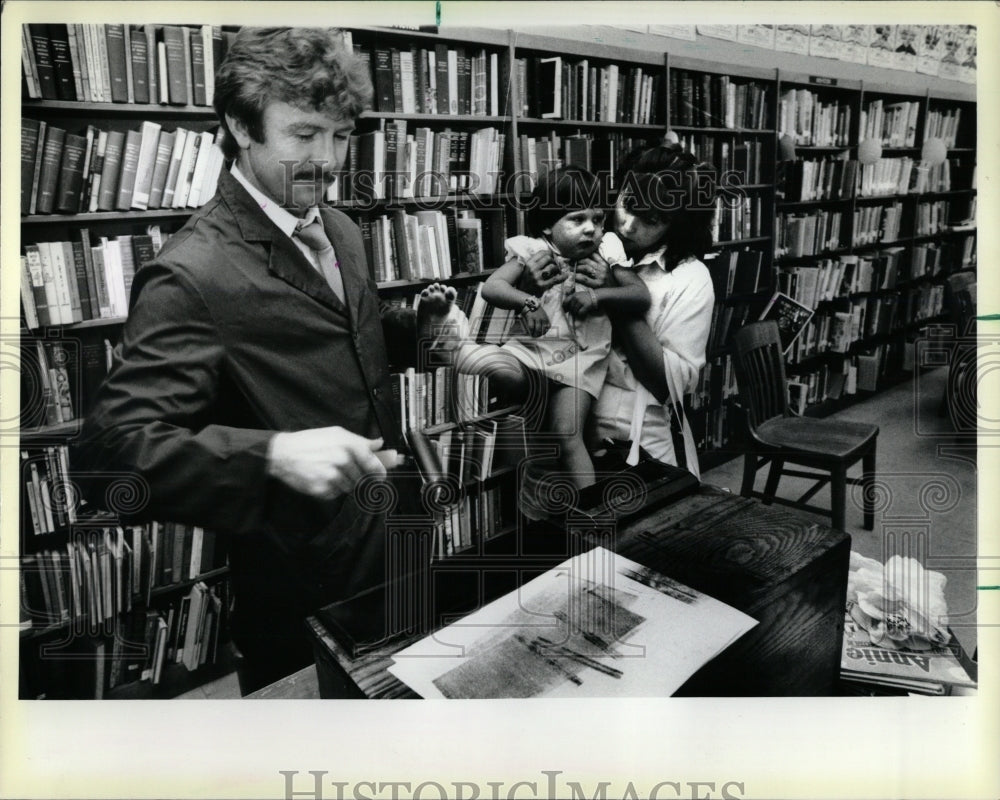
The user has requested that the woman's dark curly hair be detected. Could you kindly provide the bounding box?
[615,143,717,267]
[213,27,373,161]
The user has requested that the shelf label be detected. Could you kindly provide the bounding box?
[809,76,837,86]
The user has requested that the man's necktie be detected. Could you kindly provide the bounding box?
[295,218,345,303]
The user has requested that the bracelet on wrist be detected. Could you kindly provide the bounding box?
[518,296,541,316]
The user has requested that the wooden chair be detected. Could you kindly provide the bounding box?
[732,321,878,531]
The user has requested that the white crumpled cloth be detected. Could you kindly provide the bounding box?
[846,551,951,651]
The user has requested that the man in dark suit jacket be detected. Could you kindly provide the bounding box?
[77,27,428,693]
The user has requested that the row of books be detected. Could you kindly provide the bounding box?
[787,351,881,407]
[923,107,963,149]
[706,248,769,298]
[363,41,505,117]
[514,55,663,125]
[913,158,971,194]
[777,88,853,146]
[20,228,165,328]
[690,353,737,413]
[433,485,510,558]
[21,447,76,534]
[779,157,858,202]
[776,249,906,310]
[391,366,489,435]
[22,23,233,106]
[774,210,846,258]
[22,117,224,216]
[692,401,732,453]
[668,70,771,130]
[857,157,920,198]
[785,286,943,362]
[853,201,904,246]
[713,195,767,243]
[860,99,920,147]
[20,523,223,629]
[516,132,653,192]
[911,236,976,277]
[681,135,767,186]
[20,339,84,430]
[329,123,505,203]
[360,208,505,283]
[914,200,951,236]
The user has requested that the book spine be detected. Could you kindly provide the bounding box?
[130,24,150,104]
[48,24,78,101]
[54,133,88,213]
[105,24,129,103]
[162,26,188,105]
[190,28,207,106]
[96,25,113,104]
[123,25,135,103]
[35,125,66,215]
[28,24,59,100]
[115,129,143,210]
[70,242,94,322]
[21,119,41,216]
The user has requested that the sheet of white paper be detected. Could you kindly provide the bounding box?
[387,547,758,698]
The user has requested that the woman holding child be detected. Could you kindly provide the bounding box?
[522,143,717,479]
[422,142,716,508]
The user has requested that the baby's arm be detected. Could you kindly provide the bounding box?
[483,259,551,338]
[482,259,530,310]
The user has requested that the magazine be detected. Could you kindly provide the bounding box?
[840,603,976,695]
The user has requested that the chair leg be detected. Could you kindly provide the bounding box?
[831,464,847,531]
[762,459,783,505]
[862,447,876,531]
[741,454,757,498]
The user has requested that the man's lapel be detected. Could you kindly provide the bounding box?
[321,208,366,323]
[219,169,348,315]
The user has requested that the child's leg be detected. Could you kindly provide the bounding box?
[419,282,533,400]
[547,386,595,489]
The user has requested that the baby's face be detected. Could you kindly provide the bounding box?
[547,208,605,260]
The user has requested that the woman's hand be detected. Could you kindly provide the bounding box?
[516,306,551,338]
[519,251,566,296]
[574,251,612,289]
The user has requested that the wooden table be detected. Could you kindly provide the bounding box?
[306,485,852,697]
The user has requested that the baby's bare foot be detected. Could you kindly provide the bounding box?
[417,283,468,355]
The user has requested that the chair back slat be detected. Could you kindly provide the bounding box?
[733,321,789,433]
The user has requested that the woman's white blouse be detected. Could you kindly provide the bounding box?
[590,248,715,473]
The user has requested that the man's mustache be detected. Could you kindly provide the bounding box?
[284,162,337,183]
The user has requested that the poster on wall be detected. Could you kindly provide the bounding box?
[647,24,696,41]
[840,25,871,64]
[893,25,920,71]
[917,25,945,76]
[809,25,843,60]
[696,25,738,42]
[938,25,965,81]
[867,24,897,68]
[736,25,775,50]
[958,25,976,84]
[774,24,810,55]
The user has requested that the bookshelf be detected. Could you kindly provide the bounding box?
[19,22,976,696]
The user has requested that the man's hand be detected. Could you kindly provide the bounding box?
[519,250,566,295]
[515,306,551,338]
[267,427,388,500]
[574,251,612,289]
